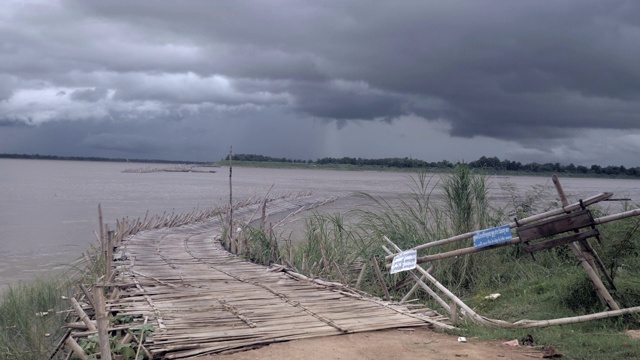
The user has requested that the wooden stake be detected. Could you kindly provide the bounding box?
[289,244,295,268]
[269,223,275,263]
[450,300,459,325]
[355,262,368,290]
[371,256,390,301]
[94,285,113,360]
[333,260,347,284]
[78,284,94,310]
[228,145,234,253]
[552,175,620,310]
[98,204,104,248]
[106,230,113,280]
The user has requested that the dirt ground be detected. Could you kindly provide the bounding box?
[197,327,542,360]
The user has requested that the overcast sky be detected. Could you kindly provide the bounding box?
[1,0,639,166]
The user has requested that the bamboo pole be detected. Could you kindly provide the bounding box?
[383,235,639,328]
[371,256,390,301]
[65,337,88,360]
[78,284,94,310]
[407,238,520,267]
[384,192,613,261]
[355,262,368,290]
[551,175,620,310]
[94,285,112,360]
[595,208,640,225]
[68,297,96,332]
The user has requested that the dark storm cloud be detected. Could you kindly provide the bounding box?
[62,1,640,134]
[2,0,640,163]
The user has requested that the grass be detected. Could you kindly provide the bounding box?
[0,277,73,360]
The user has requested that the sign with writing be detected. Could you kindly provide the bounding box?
[390,249,417,274]
[473,225,512,249]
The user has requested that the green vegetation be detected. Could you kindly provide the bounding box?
[0,277,73,359]
[224,153,640,178]
[236,164,640,359]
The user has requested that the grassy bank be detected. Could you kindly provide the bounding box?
[236,165,640,359]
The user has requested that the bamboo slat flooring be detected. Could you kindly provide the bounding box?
[111,198,450,359]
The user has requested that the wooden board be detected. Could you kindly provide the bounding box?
[524,228,599,253]
[516,209,595,243]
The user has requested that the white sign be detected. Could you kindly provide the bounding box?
[390,249,417,274]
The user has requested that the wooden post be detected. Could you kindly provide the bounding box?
[289,244,295,268]
[450,300,459,325]
[269,223,275,263]
[105,230,113,281]
[371,256,390,301]
[94,285,112,360]
[228,145,234,253]
[98,204,104,248]
[551,175,620,310]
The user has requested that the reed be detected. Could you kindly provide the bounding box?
[0,278,72,360]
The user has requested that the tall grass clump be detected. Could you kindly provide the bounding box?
[297,213,373,281]
[0,278,72,360]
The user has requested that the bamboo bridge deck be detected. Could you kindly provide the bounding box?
[110,197,451,359]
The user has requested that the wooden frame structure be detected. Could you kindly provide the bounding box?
[384,175,640,328]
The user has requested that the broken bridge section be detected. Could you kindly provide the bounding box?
[111,199,450,359]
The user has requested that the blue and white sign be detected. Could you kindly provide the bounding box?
[473,225,512,249]
[390,249,417,274]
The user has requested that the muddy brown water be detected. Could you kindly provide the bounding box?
[2,159,639,290]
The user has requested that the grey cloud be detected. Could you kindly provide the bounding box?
[290,81,406,120]
[70,88,108,102]
[82,133,160,154]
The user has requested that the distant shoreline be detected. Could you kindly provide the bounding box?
[2,153,639,180]
[214,160,640,180]
[0,153,208,165]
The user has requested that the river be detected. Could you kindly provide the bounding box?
[1,159,639,290]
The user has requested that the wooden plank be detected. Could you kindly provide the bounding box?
[517,209,594,242]
[524,229,599,253]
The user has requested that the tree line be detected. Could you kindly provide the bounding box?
[0,153,200,164]
[226,154,640,178]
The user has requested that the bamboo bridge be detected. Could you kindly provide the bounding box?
[92,197,452,359]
